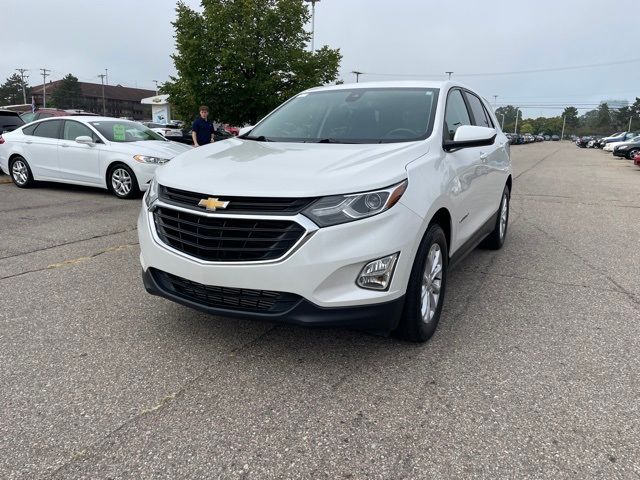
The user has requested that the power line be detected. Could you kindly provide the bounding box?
[359,57,640,80]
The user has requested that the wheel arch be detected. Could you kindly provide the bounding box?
[427,207,452,254]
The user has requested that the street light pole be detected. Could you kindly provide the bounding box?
[445,71,453,80]
[514,107,520,134]
[493,95,498,107]
[304,0,320,53]
[98,74,106,116]
[351,71,363,83]
[153,80,159,95]
[561,115,566,141]
[500,113,505,130]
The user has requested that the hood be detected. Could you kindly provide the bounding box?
[108,140,191,159]
[155,138,427,197]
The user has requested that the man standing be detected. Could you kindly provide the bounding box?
[191,105,215,147]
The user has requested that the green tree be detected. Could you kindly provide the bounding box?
[0,73,28,106]
[562,106,579,130]
[162,0,342,125]
[597,103,611,129]
[49,74,83,109]
[495,105,522,132]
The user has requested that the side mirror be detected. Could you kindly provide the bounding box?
[444,125,497,151]
[238,126,253,137]
[75,136,94,145]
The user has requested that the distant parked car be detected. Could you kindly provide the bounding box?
[0,109,25,134]
[535,135,544,142]
[0,117,191,198]
[142,122,183,140]
[604,134,640,152]
[599,132,638,149]
[632,150,640,166]
[551,135,560,141]
[612,137,640,159]
[21,108,97,123]
[177,126,234,145]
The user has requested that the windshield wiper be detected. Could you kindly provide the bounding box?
[313,138,359,144]
[244,135,272,142]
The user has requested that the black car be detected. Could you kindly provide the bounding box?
[177,126,234,145]
[613,138,640,159]
[551,135,560,141]
[0,110,25,134]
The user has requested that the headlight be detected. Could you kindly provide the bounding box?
[145,177,159,210]
[133,154,169,164]
[303,180,408,227]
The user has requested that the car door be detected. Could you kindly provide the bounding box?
[443,88,483,249]
[23,119,63,179]
[58,120,103,185]
[463,91,506,223]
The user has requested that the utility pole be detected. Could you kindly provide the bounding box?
[629,115,633,132]
[351,71,363,83]
[560,115,566,141]
[152,80,159,95]
[500,113,505,130]
[40,68,50,108]
[105,68,109,85]
[98,74,107,116]
[445,71,453,80]
[16,68,29,104]
[514,107,520,134]
[493,95,498,107]
[304,0,320,53]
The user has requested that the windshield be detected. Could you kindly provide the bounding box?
[89,120,165,142]
[247,88,439,143]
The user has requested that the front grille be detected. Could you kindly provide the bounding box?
[151,268,301,313]
[160,186,315,215]
[153,207,306,262]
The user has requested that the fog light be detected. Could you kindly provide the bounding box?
[356,253,399,291]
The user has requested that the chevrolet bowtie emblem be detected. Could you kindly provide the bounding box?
[198,197,230,211]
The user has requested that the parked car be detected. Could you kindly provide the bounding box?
[612,137,640,159]
[177,126,234,145]
[535,135,544,142]
[0,117,191,198]
[551,135,560,141]
[0,110,25,134]
[139,81,512,343]
[142,122,184,140]
[598,132,638,149]
[544,135,551,141]
[632,150,640,167]
[20,108,97,123]
[604,134,640,152]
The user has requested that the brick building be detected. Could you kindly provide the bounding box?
[30,81,156,120]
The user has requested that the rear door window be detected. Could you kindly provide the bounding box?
[32,120,62,139]
[465,92,493,128]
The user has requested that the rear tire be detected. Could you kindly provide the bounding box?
[393,224,448,343]
[108,164,140,199]
[9,156,35,188]
[480,185,510,250]
[627,148,639,160]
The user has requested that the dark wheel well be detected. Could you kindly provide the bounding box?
[428,208,451,253]
[506,175,512,194]
[8,153,23,167]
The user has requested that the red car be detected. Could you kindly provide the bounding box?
[632,150,640,167]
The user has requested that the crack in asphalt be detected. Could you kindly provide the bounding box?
[46,324,281,479]
[513,147,561,180]
[523,219,640,310]
[0,243,139,281]
[0,227,137,261]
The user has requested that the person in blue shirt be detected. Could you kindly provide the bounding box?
[191,105,215,146]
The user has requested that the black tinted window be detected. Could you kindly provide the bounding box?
[22,124,37,135]
[63,121,95,141]
[465,93,492,128]
[444,90,471,140]
[33,120,62,139]
[0,113,25,132]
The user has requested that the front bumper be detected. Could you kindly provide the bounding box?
[138,199,425,328]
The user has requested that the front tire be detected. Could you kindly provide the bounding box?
[480,185,510,250]
[10,156,35,188]
[394,224,448,343]
[108,164,140,199]
[627,148,639,160]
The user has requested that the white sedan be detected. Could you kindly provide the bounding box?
[141,122,183,140]
[0,116,191,198]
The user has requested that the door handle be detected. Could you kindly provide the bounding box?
[26,140,33,144]
[61,143,69,148]
[480,152,488,163]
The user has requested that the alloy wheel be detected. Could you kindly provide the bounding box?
[111,168,132,196]
[12,160,28,186]
[421,243,443,323]
[499,193,508,239]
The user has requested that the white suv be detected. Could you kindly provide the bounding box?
[138,81,511,342]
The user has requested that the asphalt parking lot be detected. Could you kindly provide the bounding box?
[1,142,639,479]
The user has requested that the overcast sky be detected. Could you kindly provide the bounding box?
[3,0,638,119]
